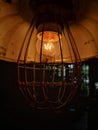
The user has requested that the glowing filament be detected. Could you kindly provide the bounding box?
[43,42,54,51]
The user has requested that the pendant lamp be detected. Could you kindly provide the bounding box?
[0,0,98,109]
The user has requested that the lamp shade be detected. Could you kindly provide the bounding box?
[0,0,98,63]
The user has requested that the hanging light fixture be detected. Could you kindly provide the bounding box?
[0,0,98,110]
[17,0,82,109]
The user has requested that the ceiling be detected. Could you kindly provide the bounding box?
[2,0,95,21]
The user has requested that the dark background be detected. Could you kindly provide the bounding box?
[0,59,98,130]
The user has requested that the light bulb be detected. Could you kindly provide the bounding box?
[42,41,55,57]
[36,23,62,62]
[36,31,62,61]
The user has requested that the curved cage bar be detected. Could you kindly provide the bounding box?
[18,62,81,109]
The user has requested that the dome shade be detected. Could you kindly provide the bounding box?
[0,0,98,62]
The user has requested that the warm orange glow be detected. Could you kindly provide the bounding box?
[37,31,61,42]
[37,31,62,57]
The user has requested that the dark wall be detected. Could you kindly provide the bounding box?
[0,59,98,130]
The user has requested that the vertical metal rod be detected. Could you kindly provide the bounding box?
[17,17,35,84]
[66,23,81,63]
[40,23,45,63]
